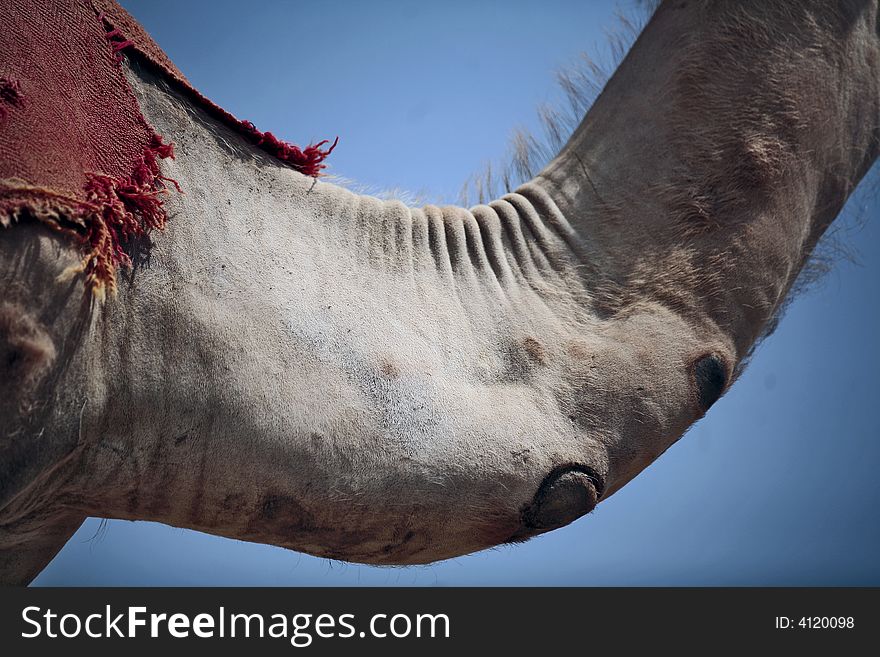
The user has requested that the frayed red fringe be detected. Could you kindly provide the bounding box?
[0,76,23,120]
[96,12,337,177]
[78,134,177,296]
[105,28,134,63]
[240,123,338,177]
[0,133,177,297]
[98,13,134,63]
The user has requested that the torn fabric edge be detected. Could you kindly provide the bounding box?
[0,134,177,300]
[2,0,335,298]
[97,10,337,177]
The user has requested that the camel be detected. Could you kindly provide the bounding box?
[2,0,878,586]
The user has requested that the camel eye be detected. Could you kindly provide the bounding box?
[693,354,727,411]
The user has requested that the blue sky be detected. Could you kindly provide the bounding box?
[35,0,880,585]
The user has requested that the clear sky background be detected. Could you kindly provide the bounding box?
[35,0,880,585]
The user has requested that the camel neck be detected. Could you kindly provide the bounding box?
[535,0,880,363]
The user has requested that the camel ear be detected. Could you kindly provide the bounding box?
[0,301,56,417]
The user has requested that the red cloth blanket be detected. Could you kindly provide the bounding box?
[0,0,334,296]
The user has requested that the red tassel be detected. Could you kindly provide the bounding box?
[101,19,134,62]
[78,133,178,294]
[239,121,338,177]
[92,8,337,177]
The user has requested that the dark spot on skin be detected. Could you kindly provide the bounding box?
[381,530,416,555]
[262,496,282,520]
[379,360,400,378]
[0,302,56,416]
[511,448,533,464]
[0,303,55,380]
[249,493,315,536]
[221,493,245,511]
[693,353,727,411]
[496,337,550,383]
[126,489,139,513]
[521,336,547,364]
[520,464,605,532]
[565,339,591,360]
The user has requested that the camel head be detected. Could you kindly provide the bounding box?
[1,0,878,583]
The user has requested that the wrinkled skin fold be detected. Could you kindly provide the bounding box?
[1,0,879,584]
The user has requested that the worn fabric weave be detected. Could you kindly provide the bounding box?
[0,0,333,296]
